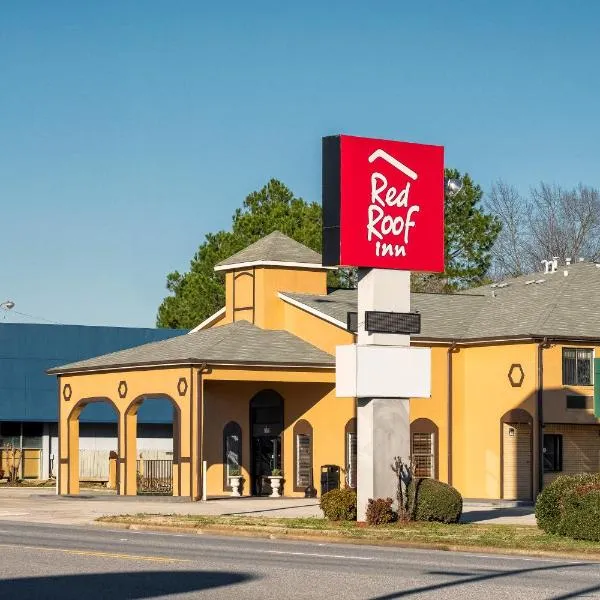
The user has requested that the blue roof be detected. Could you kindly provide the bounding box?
[0,323,186,423]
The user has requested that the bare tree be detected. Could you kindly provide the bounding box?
[486,181,528,278]
[487,181,600,279]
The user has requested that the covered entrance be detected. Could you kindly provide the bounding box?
[250,390,283,496]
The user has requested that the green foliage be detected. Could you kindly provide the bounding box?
[536,473,600,536]
[158,171,500,327]
[442,168,501,289]
[320,488,357,521]
[366,497,396,525]
[558,487,600,541]
[156,179,345,328]
[409,478,463,524]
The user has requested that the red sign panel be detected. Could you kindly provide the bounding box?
[322,135,444,272]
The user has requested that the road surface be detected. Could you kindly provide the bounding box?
[0,521,596,599]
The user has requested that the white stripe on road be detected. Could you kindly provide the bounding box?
[265,550,373,561]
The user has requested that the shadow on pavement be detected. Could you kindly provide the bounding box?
[460,507,535,523]
[0,570,255,599]
[368,561,592,599]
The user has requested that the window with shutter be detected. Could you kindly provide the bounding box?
[412,432,434,478]
[296,434,311,488]
[347,431,357,488]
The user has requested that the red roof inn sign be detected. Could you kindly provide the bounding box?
[322,134,444,272]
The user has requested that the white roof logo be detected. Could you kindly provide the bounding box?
[368,149,418,181]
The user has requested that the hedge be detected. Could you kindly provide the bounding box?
[409,478,463,524]
[536,473,600,539]
[366,498,396,525]
[320,488,357,521]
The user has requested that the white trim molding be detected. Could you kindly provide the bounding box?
[278,292,347,330]
[214,261,335,272]
[189,307,226,333]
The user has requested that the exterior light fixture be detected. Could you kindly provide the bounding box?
[445,178,463,197]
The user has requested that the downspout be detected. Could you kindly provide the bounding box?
[537,338,549,496]
[197,363,209,501]
[447,342,457,486]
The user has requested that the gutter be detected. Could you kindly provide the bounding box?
[537,337,551,496]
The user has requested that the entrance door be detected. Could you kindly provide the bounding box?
[502,422,532,500]
[252,436,281,496]
[250,390,284,496]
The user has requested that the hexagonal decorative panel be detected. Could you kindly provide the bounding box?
[118,380,128,399]
[508,364,525,387]
[177,377,188,397]
[62,383,72,401]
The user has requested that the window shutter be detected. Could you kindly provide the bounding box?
[296,434,311,488]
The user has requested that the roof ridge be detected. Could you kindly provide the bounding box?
[530,269,573,334]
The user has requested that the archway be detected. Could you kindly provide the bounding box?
[500,409,533,501]
[249,390,284,496]
[65,397,120,496]
[123,395,180,496]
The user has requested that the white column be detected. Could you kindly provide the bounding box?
[356,268,412,521]
[41,423,50,480]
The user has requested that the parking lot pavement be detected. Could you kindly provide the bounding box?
[0,487,536,526]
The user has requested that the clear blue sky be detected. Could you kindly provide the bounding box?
[1,1,599,327]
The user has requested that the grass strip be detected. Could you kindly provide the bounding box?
[97,514,600,559]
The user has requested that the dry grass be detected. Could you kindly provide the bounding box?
[97,514,600,559]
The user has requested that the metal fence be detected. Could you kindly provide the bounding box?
[136,459,173,495]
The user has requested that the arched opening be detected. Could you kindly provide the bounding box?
[293,420,313,493]
[344,418,357,489]
[500,409,533,501]
[410,418,439,479]
[249,390,283,496]
[65,397,120,496]
[223,421,242,492]
[124,395,179,496]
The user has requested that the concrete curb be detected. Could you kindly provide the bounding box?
[93,520,600,563]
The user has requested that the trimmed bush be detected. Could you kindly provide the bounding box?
[320,488,357,521]
[408,478,463,524]
[366,498,396,526]
[558,487,600,541]
[535,473,600,534]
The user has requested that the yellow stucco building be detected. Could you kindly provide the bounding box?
[50,232,600,502]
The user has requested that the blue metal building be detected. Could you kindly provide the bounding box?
[0,323,185,479]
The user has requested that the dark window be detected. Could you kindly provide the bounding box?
[543,434,563,472]
[563,348,593,386]
[223,422,242,490]
[0,422,21,448]
[412,432,434,478]
[566,395,588,410]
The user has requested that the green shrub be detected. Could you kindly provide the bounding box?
[320,488,357,521]
[366,498,396,526]
[535,473,600,534]
[558,487,600,541]
[408,478,463,524]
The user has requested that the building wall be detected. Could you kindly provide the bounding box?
[203,379,353,498]
[543,423,600,485]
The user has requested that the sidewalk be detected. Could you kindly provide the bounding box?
[0,488,536,526]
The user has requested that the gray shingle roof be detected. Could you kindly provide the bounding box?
[282,262,600,341]
[215,231,322,269]
[48,320,334,374]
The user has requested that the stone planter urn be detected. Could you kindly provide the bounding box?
[228,475,242,497]
[268,476,283,498]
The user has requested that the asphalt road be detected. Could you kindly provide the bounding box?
[0,521,598,599]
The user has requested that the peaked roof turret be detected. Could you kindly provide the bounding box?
[214,231,326,271]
